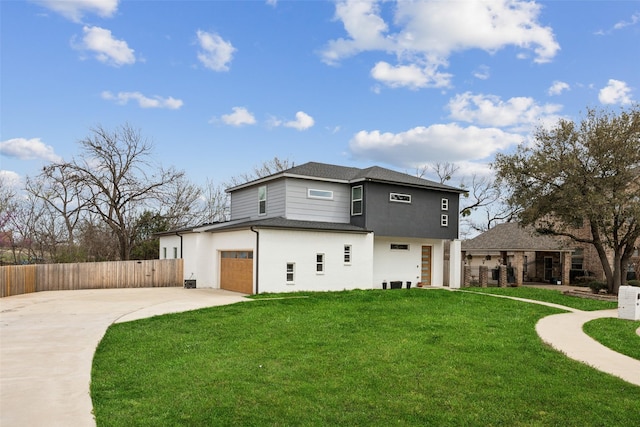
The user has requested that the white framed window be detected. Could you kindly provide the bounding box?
[390,243,409,251]
[316,253,325,274]
[162,247,167,259]
[441,214,449,227]
[441,198,449,211]
[390,192,411,203]
[351,185,363,215]
[344,245,352,264]
[308,189,334,200]
[258,185,267,215]
[286,263,295,283]
[173,247,178,259]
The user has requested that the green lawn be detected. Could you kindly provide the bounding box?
[583,317,640,360]
[91,289,639,426]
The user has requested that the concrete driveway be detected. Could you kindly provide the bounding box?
[0,288,249,427]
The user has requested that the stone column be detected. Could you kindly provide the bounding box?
[513,251,524,287]
[479,265,489,288]
[562,251,572,285]
[463,266,472,287]
[499,265,508,287]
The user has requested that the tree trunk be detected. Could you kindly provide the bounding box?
[591,221,615,292]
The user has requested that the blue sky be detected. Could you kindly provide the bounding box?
[2,0,639,190]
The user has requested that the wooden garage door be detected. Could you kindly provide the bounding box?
[220,251,253,294]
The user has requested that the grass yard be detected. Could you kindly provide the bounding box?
[91,289,639,426]
[583,317,640,360]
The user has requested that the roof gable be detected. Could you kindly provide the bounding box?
[462,222,571,252]
[227,161,464,193]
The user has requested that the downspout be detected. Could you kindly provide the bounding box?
[251,226,259,294]
[175,231,183,258]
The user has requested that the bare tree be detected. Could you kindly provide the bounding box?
[227,156,294,186]
[158,174,204,229]
[60,124,185,260]
[200,178,230,224]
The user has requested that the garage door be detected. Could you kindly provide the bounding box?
[220,251,254,294]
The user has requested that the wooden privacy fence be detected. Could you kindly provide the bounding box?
[1,259,183,298]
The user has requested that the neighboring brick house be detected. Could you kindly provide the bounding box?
[157,162,465,294]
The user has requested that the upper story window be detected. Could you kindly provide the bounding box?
[308,189,333,200]
[351,185,363,215]
[173,247,178,259]
[441,198,449,210]
[441,214,449,227]
[390,192,411,203]
[162,247,167,259]
[258,185,267,215]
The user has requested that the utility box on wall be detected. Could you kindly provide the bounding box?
[618,286,640,321]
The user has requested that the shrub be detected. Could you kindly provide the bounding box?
[588,281,608,294]
[573,276,594,287]
[626,280,640,287]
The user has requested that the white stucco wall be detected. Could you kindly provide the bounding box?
[373,237,445,287]
[257,229,374,293]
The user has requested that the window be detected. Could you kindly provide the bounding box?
[390,243,409,251]
[173,247,178,259]
[441,214,449,227]
[258,185,267,215]
[316,253,325,274]
[389,192,411,203]
[286,263,295,283]
[351,185,363,215]
[344,245,352,264]
[441,198,449,210]
[162,247,167,259]
[308,189,333,200]
[571,248,584,270]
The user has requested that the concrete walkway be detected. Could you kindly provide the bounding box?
[458,289,640,387]
[0,288,249,427]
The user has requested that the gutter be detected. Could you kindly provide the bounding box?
[250,226,259,294]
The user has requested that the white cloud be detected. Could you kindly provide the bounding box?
[0,170,22,189]
[33,0,118,23]
[101,91,183,109]
[221,107,256,126]
[322,0,559,89]
[473,65,491,80]
[284,111,315,131]
[370,61,452,89]
[73,26,135,67]
[447,92,563,129]
[548,81,570,96]
[196,30,235,72]
[349,123,522,167]
[596,12,640,34]
[598,79,633,105]
[0,138,62,162]
[266,0,278,7]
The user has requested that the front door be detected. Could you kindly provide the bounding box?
[544,256,553,282]
[421,246,432,286]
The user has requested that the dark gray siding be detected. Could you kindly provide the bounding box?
[351,182,459,239]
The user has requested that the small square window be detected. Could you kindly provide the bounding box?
[441,214,449,227]
[286,263,295,283]
[441,198,449,211]
[316,253,325,274]
[344,245,352,264]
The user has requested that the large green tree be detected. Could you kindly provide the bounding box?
[494,106,640,294]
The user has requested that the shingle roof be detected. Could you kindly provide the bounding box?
[461,222,571,252]
[227,161,465,193]
[197,216,371,234]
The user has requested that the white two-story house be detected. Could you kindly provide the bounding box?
[157,162,465,294]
